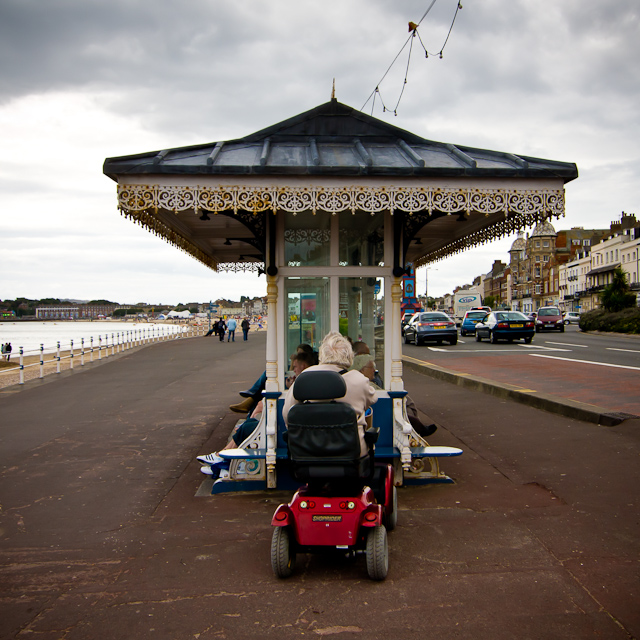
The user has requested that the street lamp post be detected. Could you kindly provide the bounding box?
[424,266,438,309]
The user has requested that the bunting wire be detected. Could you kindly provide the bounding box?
[361,1,463,116]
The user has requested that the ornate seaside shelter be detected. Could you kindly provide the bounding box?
[103,99,578,490]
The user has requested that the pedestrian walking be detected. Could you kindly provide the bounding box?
[218,319,226,342]
[227,317,237,342]
[241,317,250,341]
[4,343,11,361]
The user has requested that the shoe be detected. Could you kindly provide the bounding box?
[229,397,253,413]
[197,452,224,465]
[200,465,215,476]
[238,390,255,398]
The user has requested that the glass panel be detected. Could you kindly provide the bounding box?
[285,277,330,366]
[339,212,384,266]
[339,277,385,387]
[284,211,331,266]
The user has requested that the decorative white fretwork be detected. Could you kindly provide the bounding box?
[116,183,565,271]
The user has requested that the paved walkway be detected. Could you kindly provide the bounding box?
[0,334,638,639]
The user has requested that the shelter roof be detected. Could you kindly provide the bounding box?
[103,100,578,271]
[104,100,578,181]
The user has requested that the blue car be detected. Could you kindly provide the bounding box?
[460,310,488,336]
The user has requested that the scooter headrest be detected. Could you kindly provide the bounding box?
[292,370,347,402]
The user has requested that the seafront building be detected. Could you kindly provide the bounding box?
[35,303,118,320]
[438,212,639,313]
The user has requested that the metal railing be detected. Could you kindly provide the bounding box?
[0,324,205,386]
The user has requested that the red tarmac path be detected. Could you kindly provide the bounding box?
[403,351,640,417]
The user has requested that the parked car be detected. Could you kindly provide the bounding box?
[475,311,535,344]
[535,306,564,332]
[563,311,581,324]
[403,311,458,346]
[401,311,418,335]
[460,309,488,336]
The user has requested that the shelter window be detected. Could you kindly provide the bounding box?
[339,212,384,266]
[284,212,331,267]
[285,277,330,359]
[339,277,384,386]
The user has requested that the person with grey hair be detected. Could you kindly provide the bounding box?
[350,352,437,439]
[282,331,376,458]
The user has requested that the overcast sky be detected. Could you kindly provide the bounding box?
[1,0,638,305]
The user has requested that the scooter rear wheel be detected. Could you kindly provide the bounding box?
[271,526,296,578]
[366,525,388,580]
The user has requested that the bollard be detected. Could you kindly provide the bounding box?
[98,335,102,360]
[70,339,74,370]
[112,333,115,356]
[19,347,24,384]
[90,336,94,363]
[81,338,85,366]
[56,341,61,374]
[39,344,44,378]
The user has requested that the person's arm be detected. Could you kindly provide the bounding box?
[281,384,298,426]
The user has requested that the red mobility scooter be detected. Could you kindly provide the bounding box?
[271,370,396,580]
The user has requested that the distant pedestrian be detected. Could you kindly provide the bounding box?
[4,343,11,361]
[227,317,237,342]
[218,319,226,342]
[1,343,4,360]
[241,317,250,341]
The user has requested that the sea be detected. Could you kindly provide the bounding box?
[0,321,188,356]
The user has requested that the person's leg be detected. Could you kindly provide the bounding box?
[240,370,267,398]
[231,417,259,446]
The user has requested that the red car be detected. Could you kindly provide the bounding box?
[535,306,564,332]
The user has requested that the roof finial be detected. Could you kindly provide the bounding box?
[331,78,336,101]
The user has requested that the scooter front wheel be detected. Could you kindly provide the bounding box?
[366,525,388,581]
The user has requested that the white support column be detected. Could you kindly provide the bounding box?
[265,274,279,489]
[265,275,278,393]
[390,276,412,471]
[390,277,404,392]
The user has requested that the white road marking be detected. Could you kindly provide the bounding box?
[545,341,589,348]
[530,353,640,371]
[607,347,640,354]
[518,344,571,352]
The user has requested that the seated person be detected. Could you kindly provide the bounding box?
[198,352,318,474]
[198,401,264,474]
[229,343,317,413]
[282,331,376,459]
[350,354,437,439]
[351,341,383,388]
[285,350,315,388]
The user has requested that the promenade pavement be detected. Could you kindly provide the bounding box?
[0,332,638,639]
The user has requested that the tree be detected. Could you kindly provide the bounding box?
[600,266,636,312]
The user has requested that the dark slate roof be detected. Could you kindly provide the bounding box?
[103,100,578,182]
